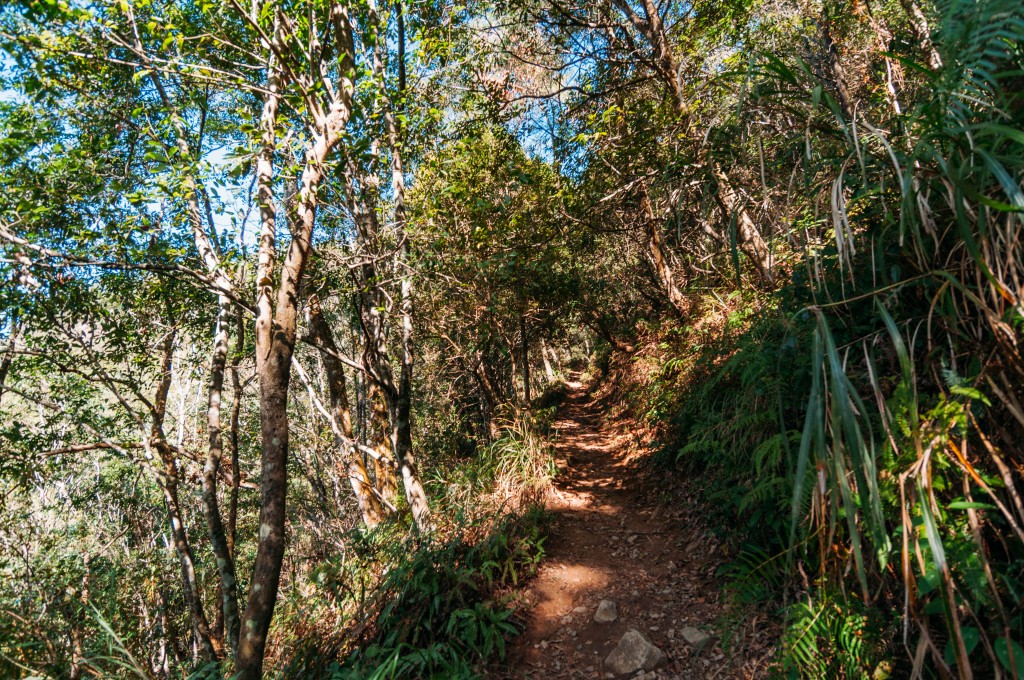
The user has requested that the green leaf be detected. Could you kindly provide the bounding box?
[996,637,1024,673]
[947,501,997,511]
[949,384,991,406]
[944,627,980,667]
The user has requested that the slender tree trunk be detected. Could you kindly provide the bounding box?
[157,591,173,678]
[354,237,430,531]
[234,15,285,678]
[308,294,384,526]
[509,340,520,403]
[541,339,557,381]
[201,294,240,655]
[819,6,852,118]
[237,348,290,677]
[390,375,431,529]
[356,351,366,446]
[227,305,244,558]
[235,7,356,676]
[540,340,557,383]
[710,165,773,282]
[236,27,285,672]
[133,15,244,659]
[0,322,20,410]
[899,0,942,69]
[643,216,689,316]
[474,349,501,440]
[150,333,218,659]
[859,1,905,114]
[387,45,432,534]
[158,441,218,658]
[350,0,431,532]
[68,553,88,679]
[639,184,689,316]
[344,173,407,512]
[520,316,531,405]
[152,595,168,678]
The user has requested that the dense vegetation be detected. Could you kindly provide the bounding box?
[0,0,1021,677]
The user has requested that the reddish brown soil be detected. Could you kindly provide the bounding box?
[491,378,768,679]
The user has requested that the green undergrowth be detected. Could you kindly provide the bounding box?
[277,507,548,680]
[274,403,558,679]
[287,508,547,680]
[428,405,559,517]
[626,1,1024,674]
[638,276,1024,678]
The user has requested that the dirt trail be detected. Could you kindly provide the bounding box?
[494,378,742,679]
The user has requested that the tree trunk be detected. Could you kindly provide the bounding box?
[158,441,219,659]
[135,16,244,660]
[227,304,244,558]
[234,40,286,674]
[201,294,240,655]
[473,350,501,441]
[233,15,287,678]
[509,340,519,404]
[235,6,356,676]
[819,7,852,118]
[858,2,905,115]
[236,350,289,677]
[639,183,689,317]
[520,316,532,405]
[150,332,218,659]
[643,216,689,316]
[710,164,773,283]
[68,552,88,680]
[389,379,431,530]
[345,0,432,533]
[541,338,556,381]
[382,4,432,534]
[0,322,20,410]
[899,0,942,69]
[307,294,384,526]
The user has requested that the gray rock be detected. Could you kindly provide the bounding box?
[604,628,667,675]
[594,599,618,623]
[680,626,711,647]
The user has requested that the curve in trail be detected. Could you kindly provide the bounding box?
[495,379,736,679]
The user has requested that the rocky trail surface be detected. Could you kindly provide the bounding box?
[493,378,769,679]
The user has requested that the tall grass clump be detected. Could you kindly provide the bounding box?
[429,407,557,518]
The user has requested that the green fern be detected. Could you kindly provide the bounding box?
[781,595,883,680]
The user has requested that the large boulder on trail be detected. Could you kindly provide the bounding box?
[603,628,667,675]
